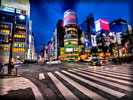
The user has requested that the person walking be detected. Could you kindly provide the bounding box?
[8,61,14,75]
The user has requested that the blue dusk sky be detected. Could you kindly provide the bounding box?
[30,0,132,54]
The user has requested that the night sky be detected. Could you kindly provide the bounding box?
[30,0,131,54]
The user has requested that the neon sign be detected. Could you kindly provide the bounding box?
[64,16,76,21]
[1,6,15,12]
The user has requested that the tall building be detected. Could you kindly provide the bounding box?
[27,20,36,60]
[56,20,64,58]
[52,29,57,59]
[80,13,95,34]
[63,9,80,60]
[87,13,96,35]
[80,13,97,54]
[110,19,128,35]
[95,19,110,56]
[0,0,30,63]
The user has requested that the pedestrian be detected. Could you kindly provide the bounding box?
[8,61,14,75]
[0,62,3,73]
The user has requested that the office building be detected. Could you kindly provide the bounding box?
[0,0,30,63]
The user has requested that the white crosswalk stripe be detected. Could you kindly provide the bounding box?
[69,70,133,92]
[48,72,79,100]
[74,69,133,85]
[39,73,45,80]
[83,67,133,80]
[94,67,133,75]
[86,67,133,77]
[55,71,107,100]
[62,70,125,98]
[47,67,133,100]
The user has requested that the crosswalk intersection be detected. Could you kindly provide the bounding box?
[46,66,133,100]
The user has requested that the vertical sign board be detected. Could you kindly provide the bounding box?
[116,33,121,44]
[95,19,101,32]
[91,35,97,47]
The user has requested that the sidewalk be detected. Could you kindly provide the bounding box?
[0,77,44,100]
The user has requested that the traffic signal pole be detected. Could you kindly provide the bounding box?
[8,9,16,74]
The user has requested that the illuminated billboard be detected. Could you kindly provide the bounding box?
[1,0,30,11]
[95,20,101,32]
[63,9,77,26]
[91,35,97,47]
[66,48,73,52]
[95,19,110,32]
[101,19,110,31]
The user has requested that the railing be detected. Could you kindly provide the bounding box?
[0,66,18,76]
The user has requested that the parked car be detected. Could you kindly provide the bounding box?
[91,58,103,66]
[23,60,38,64]
[46,60,61,65]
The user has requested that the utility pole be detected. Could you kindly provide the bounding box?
[8,8,16,74]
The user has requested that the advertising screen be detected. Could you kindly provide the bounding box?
[66,48,73,52]
[95,20,101,32]
[1,0,30,11]
[101,19,110,31]
[63,11,77,26]
[95,19,110,32]
[91,35,97,47]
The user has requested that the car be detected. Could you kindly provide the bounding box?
[84,57,92,62]
[107,58,112,61]
[91,58,103,66]
[46,60,61,65]
[23,60,38,64]
[14,60,23,64]
[102,58,107,63]
[67,58,75,62]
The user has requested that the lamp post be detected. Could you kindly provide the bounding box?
[8,8,25,74]
[8,9,16,74]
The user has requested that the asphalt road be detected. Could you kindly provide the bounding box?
[16,62,133,100]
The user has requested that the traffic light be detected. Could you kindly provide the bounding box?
[8,37,13,43]
[40,52,43,56]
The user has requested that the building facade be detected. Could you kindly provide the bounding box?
[63,9,80,60]
[95,19,110,57]
[110,19,128,35]
[0,1,30,63]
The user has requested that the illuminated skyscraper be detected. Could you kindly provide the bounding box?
[0,0,30,63]
[95,19,110,56]
[63,9,81,60]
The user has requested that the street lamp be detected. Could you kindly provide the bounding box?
[19,15,25,20]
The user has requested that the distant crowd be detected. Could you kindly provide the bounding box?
[112,55,133,64]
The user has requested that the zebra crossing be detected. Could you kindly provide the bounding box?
[47,66,133,100]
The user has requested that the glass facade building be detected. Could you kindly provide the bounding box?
[0,1,30,63]
[110,19,128,35]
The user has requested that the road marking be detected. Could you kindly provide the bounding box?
[77,69,133,85]
[39,73,45,80]
[62,70,125,98]
[55,71,107,100]
[69,70,133,92]
[48,72,79,100]
[87,67,133,77]
[92,67,133,75]
[85,68,133,80]
[73,69,133,85]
